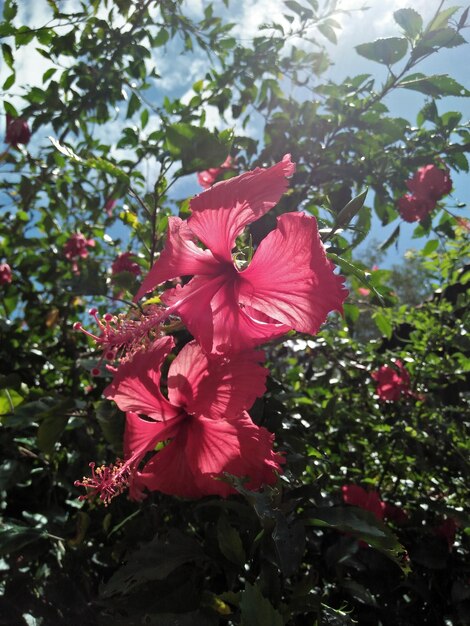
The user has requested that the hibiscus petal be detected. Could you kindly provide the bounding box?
[197,351,268,419]
[104,336,180,420]
[161,274,223,353]
[136,412,283,498]
[167,340,267,418]
[163,274,288,353]
[124,411,184,500]
[188,154,295,262]
[124,411,181,459]
[134,216,219,301]
[166,341,210,409]
[239,212,348,334]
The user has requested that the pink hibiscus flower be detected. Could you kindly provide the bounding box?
[76,336,282,503]
[111,252,141,276]
[397,193,436,223]
[371,360,411,402]
[64,233,95,274]
[197,155,233,188]
[135,154,347,354]
[104,197,117,216]
[0,263,12,285]
[406,164,452,201]
[397,164,452,223]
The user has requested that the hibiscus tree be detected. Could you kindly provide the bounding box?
[76,336,282,502]
[134,154,348,354]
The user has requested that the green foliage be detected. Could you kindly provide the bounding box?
[0,0,469,624]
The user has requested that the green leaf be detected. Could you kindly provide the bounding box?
[42,67,57,82]
[15,25,35,45]
[414,28,467,56]
[344,302,360,323]
[2,43,14,69]
[334,189,368,229]
[328,254,384,305]
[126,92,140,118]
[154,28,169,47]
[2,73,15,90]
[399,73,470,98]
[95,400,124,453]
[240,582,284,626]
[140,108,149,129]
[355,37,408,65]
[307,507,408,570]
[318,23,337,44]
[101,531,206,598]
[428,6,460,31]
[49,137,130,183]
[37,413,69,454]
[285,0,310,16]
[217,514,246,566]
[373,311,393,339]
[394,8,423,38]
[165,123,233,174]
[0,523,47,557]
[0,388,24,416]
[272,512,305,577]
[3,0,17,21]
[3,100,18,117]
[379,224,400,251]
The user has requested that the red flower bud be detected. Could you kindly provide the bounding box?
[5,113,31,147]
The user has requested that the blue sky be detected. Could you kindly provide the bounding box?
[1,0,469,266]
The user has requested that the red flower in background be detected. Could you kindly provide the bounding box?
[434,517,458,551]
[397,164,452,223]
[5,113,31,147]
[93,337,282,501]
[371,360,411,401]
[342,485,408,525]
[64,233,95,274]
[0,263,12,285]
[342,484,384,520]
[382,502,408,525]
[407,164,452,201]
[104,197,117,216]
[397,193,435,223]
[111,252,141,276]
[197,155,233,188]
[135,154,347,354]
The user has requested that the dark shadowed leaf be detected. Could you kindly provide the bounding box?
[101,531,206,598]
[0,523,47,556]
[217,513,246,566]
[240,582,284,626]
[307,506,408,571]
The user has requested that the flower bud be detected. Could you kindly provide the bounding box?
[5,114,31,147]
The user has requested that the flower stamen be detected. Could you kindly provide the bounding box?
[74,459,131,506]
